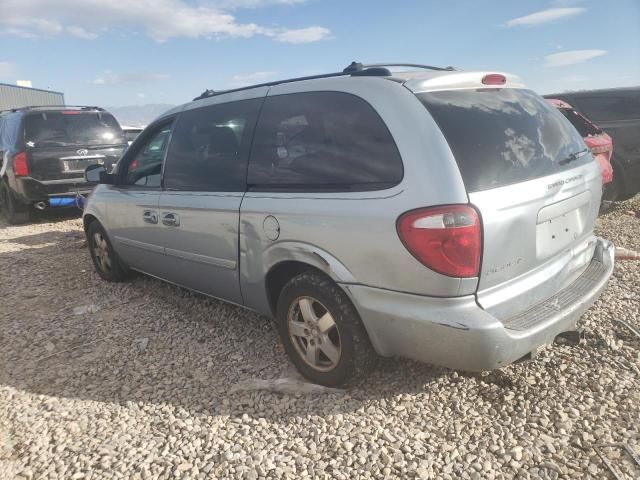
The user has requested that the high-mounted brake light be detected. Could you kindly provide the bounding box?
[12,152,29,177]
[62,110,82,115]
[481,74,506,86]
[397,205,481,278]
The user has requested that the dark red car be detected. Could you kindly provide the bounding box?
[546,98,614,190]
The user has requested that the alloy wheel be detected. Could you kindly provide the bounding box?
[92,232,112,272]
[288,296,341,372]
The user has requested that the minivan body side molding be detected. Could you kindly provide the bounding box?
[114,235,164,254]
[165,247,236,270]
[114,236,237,269]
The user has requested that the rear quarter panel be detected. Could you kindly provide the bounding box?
[239,77,472,315]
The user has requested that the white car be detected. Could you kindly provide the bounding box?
[121,125,145,145]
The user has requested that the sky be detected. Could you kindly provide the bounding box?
[0,0,638,107]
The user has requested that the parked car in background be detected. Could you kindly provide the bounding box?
[546,98,613,192]
[122,125,144,145]
[0,106,126,223]
[83,64,613,386]
[544,87,640,202]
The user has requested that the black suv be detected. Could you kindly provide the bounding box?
[544,87,640,201]
[0,106,126,223]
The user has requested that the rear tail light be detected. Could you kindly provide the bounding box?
[397,205,481,278]
[12,152,29,177]
[481,74,506,86]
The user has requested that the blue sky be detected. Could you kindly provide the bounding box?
[0,0,638,107]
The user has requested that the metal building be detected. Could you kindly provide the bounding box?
[0,83,65,110]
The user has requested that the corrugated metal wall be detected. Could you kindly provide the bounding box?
[0,83,65,110]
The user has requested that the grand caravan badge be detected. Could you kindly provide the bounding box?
[547,174,583,190]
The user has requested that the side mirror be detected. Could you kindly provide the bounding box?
[85,164,113,184]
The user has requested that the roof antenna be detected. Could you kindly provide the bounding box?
[343,61,363,73]
[193,89,216,101]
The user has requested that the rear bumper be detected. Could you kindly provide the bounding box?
[343,237,614,371]
[12,177,93,204]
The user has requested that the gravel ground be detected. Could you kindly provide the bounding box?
[0,198,639,480]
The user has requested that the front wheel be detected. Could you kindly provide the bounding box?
[276,271,377,387]
[87,221,132,282]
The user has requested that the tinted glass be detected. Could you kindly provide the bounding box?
[1,114,24,149]
[576,95,640,122]
[24,111,125,147]
[558,108,601,137]
[418,89,589,192]
[163,99,261,191]
[248,92,402,191]
[122,123,173,188]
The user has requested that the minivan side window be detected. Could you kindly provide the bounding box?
[120,122,173,188]
[163,98,262,192]
[247,92,403,191]
[577,95,640,122]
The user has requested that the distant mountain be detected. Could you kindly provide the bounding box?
[106,104,175,127]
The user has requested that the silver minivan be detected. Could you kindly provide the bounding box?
[83,63,614,386]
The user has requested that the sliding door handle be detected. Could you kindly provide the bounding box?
[142,210,158,224]
[162,212,180,227]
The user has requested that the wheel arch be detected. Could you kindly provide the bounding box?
[260,242,356,309]
[83,213,98,234]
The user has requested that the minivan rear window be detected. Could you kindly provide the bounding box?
[417,89,590,192]
[24,111,125,148]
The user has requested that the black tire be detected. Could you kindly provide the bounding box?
[87,220,131,282]
[0,180,30,224]
[276,271,377,387]
[616,191,638,202]
[602,176,621,203]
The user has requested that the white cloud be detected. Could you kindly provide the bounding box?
[90,71,168,86]
[544,49,607,67]
[269,26,331,44]
[0,61,16,80]
[229,71,277,87]
[0,0,330,43]
[216,0,305,8]
[506,7,585,27]
[66,25,98,40]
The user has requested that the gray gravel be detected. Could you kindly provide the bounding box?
[1,199,639,480]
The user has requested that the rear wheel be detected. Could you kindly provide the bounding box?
[87,221,131,281]
[0,180,30,224]
[602,176,621,203]
[276,271,376,387]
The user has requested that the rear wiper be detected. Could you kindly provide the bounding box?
[558,148,588,166]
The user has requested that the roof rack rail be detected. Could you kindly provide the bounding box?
[360,63,455,72]
[193,62,393,101]
[0,105,105,113]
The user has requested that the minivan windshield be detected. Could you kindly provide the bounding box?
[24,111,125,147]
[417,89,590,192]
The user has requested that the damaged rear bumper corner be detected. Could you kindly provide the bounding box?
[342,237,614,371]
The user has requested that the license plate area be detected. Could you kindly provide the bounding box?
[60,156,104,173]
[536,191,591,260]
[536,212,582,258]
